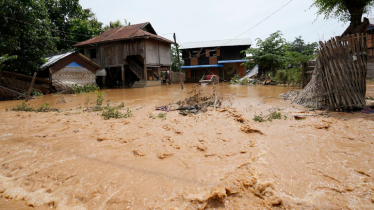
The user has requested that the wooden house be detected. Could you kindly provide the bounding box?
[73,22,174,88]
[180,38,252,83]
[40,52,103,91]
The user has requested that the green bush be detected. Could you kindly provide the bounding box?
[12,101,35,112]
[229,74,241,84]
[268,111,282,121]
[157,112,167,120]
[253,115,265,122]
[31,89,43,96]
[66,84,99,94]
[274,67,302,85]
[37,102,59,112]
[12,101,59,112]
[95,91,104,106]
[102,107,132,120]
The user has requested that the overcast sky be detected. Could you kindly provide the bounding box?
[80,0,352,47]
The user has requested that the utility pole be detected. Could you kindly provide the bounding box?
[173,33,183,90]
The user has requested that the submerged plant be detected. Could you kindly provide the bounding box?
[157,112,167,120]
[253,115,265,122]
[37,102,59,112]
[66,84,99,94]
[102,107,132,120]
[118,102,125,109]
[268,111,282,121]
[95,91,104,106]
[31,88,43,97]
[12,101,34,112]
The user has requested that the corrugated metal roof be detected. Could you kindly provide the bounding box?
[181,64,224,69]
[179,38,252,50]
[40,52,103,70]
[40,51,74,70]
[73,22,174,47]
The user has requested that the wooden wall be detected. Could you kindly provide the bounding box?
[123,39,145,60]
[83,39,171,68]
[159,42,171,66]
[145,39,171,66]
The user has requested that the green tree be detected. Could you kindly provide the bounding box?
[0,0,56,74]
[103,20,123,31]
[66,10,104,46]
[103,19,131,31]
[311,0,374,34]
[289,36,318,56]
[244,31,287,75]
[171,45,184,72]
[45,0,104,51]
[0,55,17,71]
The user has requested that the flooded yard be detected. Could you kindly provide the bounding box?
[0,82,374,209]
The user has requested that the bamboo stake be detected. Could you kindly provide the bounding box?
[26,72,37,102]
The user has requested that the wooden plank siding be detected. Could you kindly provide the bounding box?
[123,39,145,60]
[83,39,171,68]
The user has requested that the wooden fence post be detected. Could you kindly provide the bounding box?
[26,72,37,101]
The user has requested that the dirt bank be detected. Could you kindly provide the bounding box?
[0,83,373,209]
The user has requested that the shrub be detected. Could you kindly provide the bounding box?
[229,74,241,84]
[12,101,35,112]
[95,91,104,106]
[37,102,59,112]
[31,89,43,96]
[253,115,265,122]
[157,112,167,120]
[102,107,132,120]
[66,84,99,94]
[268,111,282,121]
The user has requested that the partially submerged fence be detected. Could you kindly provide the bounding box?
[294,33,367,111]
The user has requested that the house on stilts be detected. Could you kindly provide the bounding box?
[73,22,174,88]
[179,38,252,83]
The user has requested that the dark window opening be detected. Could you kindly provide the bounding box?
[191,50,198,58]
[209,50,217,57]
[90,49,97,59]
[191,69,197,78]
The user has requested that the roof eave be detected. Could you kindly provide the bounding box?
[75,36,174,47]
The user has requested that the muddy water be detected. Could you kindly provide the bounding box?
[0,82,373,209]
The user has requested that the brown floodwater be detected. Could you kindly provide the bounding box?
[0,82,374,209]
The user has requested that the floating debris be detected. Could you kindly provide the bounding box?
[157,85,222,116]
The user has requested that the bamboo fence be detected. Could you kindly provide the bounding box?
[294,33,367,111]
